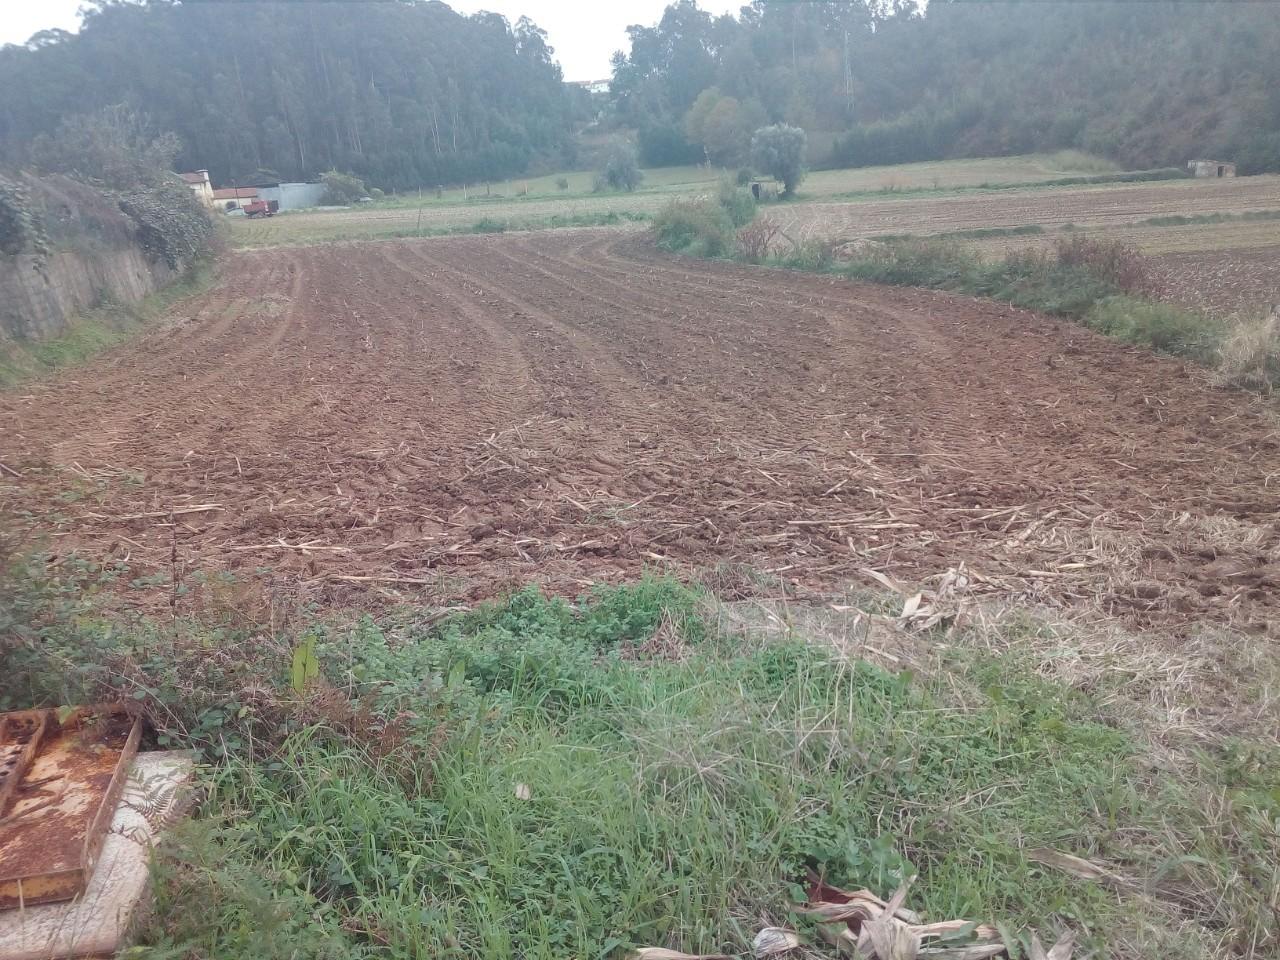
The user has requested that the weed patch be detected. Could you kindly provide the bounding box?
[653,199,735,257]
[4,559,1276,957]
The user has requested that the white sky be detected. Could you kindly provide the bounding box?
[0,0,741,81]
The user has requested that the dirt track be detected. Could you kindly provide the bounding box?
[2,230,1277,630]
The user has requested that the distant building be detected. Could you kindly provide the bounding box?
[1188,159,1236,178]
[212,186,259,210]
[570,78,610,95]
[180,170,213,206]
[258,181,326,211]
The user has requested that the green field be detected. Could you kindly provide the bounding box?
[226,154,1280,259]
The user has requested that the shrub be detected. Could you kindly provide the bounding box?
[1052,235,1152,296]
[319,170,367,205]
[736,167,753,186]
[785,236,839,271]
[736,217,782,264]
[653,199,733,257]
[597,139,644,193]
[367,187,385,200]
[751,124,807,196]
[716,177,756,227]
[555,176,569,191]
[841,238,981,288]
[472,217,507,233]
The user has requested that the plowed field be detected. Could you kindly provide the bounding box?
[2,231,1277,631]
[776,175,1280,243]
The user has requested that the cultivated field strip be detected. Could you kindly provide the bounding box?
[2,231,1277,631]
[776,175,1280,243]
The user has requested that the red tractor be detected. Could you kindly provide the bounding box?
[242,199,277,218]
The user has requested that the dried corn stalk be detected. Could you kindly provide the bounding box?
[802,874,1067,960]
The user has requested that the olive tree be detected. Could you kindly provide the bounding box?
[750,124,807,197]
[597,139,644,192]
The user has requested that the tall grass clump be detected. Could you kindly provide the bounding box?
[716,176,757,227]
[653,198,734,257]
[1218,309,1280,391]
[1084,296,1225,363]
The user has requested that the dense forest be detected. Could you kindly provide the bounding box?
[612,0,1280,174]
[0,0,575,189]
[3,0,1278,191]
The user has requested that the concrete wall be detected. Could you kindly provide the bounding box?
[0,174,179,344]
[258,181,326,210]
[0,247,174,342]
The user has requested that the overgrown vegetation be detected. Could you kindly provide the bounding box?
[653,179,758,257]
[818,238,1230,369]
[0,172,49,258]
[653,199,734,257]
[321,170,369,205]
[2,558,1276,958]
[14,105,215,270]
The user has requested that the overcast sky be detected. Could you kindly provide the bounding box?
[0,1,741,81]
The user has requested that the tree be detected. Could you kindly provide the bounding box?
[609,1,1280,173]
[684,89,767,167]
[598,140,644,192]
[0,2,575,190]
[28,105,180,190]
[751,124,807,196]
[320,170,367,204]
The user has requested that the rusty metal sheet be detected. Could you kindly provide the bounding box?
[0,712,48,815]
[0,751,195,960]
[0,706,140,910]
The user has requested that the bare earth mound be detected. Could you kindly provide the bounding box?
[2,230,1277,631]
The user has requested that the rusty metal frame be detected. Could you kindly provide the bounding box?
[0,706,141,911]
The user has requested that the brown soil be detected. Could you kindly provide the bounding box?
[2,231,1277,631]
[778,176,1280,241]
[1150,245,1280,316]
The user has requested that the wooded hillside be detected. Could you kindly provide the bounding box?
[612,0,1280,174]
[0,0,574,190]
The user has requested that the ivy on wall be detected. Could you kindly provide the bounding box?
[117,180,214,270]
[0,175,51,261]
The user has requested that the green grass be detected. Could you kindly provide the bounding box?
[227,153,1193,249]
[1138,209,1280,228]
[3,556,1276,959]
[229,209,651,249]
[0,260,218,387]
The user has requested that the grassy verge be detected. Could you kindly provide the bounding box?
[0,259,218,387]
[656,191,1277,389]
[2,555,1276,958]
